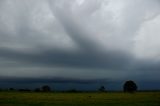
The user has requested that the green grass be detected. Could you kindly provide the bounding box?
[0,92,160,106]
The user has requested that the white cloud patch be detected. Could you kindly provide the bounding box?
[134,15,160,60]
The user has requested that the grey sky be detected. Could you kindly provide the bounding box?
[0,0,160,87]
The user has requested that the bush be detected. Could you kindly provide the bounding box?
[99,86,106,92]
[41,85,51,92]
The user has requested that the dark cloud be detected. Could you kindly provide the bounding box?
[0,0,160,90]
[0,45,132,70]
[0,76,108,84]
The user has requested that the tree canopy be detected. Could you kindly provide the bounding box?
[123,80,138,92]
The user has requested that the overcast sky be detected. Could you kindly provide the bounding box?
[0,0,160,89]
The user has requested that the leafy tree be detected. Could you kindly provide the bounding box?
[41,85,51,92]
[123,80,138,93]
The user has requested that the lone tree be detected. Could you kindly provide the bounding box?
[34,88,41,92]
[99,86,106,92]
[123,80,138,93]
[41,85,51,92]
[9,88,15,91]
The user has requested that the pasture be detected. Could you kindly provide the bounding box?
[0,92,160,106]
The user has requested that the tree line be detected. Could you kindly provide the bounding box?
[0,80,138,93]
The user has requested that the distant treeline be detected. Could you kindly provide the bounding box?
[1,80,158,93]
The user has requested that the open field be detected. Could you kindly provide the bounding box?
[0,92,160,106]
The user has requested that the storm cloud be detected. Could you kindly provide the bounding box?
[0,0,160,89]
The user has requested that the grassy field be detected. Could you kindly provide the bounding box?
[0,92,160,106]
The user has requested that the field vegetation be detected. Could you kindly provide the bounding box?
[0,91,159,106]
